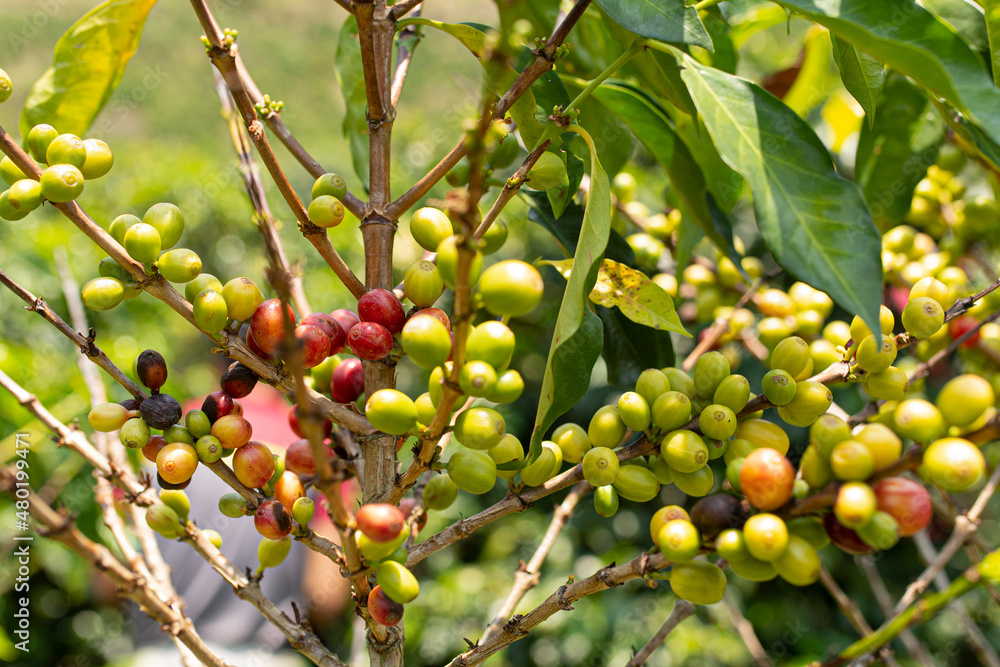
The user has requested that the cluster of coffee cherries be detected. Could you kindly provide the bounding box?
[0,117,113,221]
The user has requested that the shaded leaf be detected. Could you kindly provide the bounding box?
[594,0,713,50]
[525,192,634,265]
[596,306,675,388]
[20,0,159,138]
[922,0,989,54]
[703,8,738,74]
[546,139,585,219]
[334,21,369,190]
[856,75,945,225]
[831,34,885,129]
[676,53,883,334]
[985,0,1000,87]
[529,127,611,462]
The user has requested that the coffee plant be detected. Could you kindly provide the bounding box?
[3,0,1000,665]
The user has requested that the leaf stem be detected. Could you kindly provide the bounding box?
[564,39,647,116]
[693,0,725,11]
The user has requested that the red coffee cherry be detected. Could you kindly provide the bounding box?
[348,322,393,360]
[368,585,404,626]
[233,442,276,489]
[872,477,932,537]
[254,499,292,540]
[332,357,365,404]
[356,503,406,543]
[295,324,331,369]
[330,309,361,334]
[301,313,347,354]
[358,288,406,334]
[250,299,297,355]
[288,404,333,440]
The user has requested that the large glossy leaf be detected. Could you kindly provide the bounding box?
[856,75,945,225]
[676,54,883,333]
[831,34,885,129]
[596,306,675,388]
[773,0,1000,146]
[922,0,989,53]
[529,127,611,462]
[985,0,1000,86]
[396,18,543,146]
[594,0,713,50]
[703,8,738,74]
[525,192,634,265]
[20,0,158,138]
[334,21,369,190]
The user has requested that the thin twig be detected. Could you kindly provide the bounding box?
[819,563,873,636]
[624,599,696,666]
[480,483,586,644]
[721,594,772,667]
[472,141,549,241]
[389,0,422,19]
[854,557,932,666]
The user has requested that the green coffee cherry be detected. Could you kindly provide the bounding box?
[786,517,830,550]
[165,424,195,445]
[761,369,796,406]
[773,535,821,586]
[864,366,909,402]
[98,258,141,299]
[27,124,57,163]
[936,374,994,428]
[488,434,525,480]
[108,214,141,245]
[830,440,875,481]
[436,235,483,289]
[593,485,619,517]
[365,389,418,435]
[124,222,162,264]
[834,482,877,528]
[743,513,789,562]
[612,464,659,502]
[410,207,453,252]
[661,368,694,400]
[856,511,900,551]
[588,405,627,448]
[308,195,345,228]
[222,277,263,322]
[920,437,986,493]
[81,277,125,312]
[39,164,84,202]
[487,369,524,404]
[145,504,183,538]
[649,455,673,484]
[80,139,114,179]
[459,360,498,398]
[635,368,671,406]
[657,519,700,561]
[0,156,29,186]
[196,435,224,463]
[447,449,497,494]
[423,473,459,510]
[401,315,451,370]
[856,334,897,374]
[809,414,851,458]
[617,392,651,432]
[520,441,561,486]
[699,404,737,441]
[312,173,347,200]
[156,248,202,283]
[466,321,515,370]
[219,492,249,518]
[357,525,409,561]
[770,336,811,379]
[651,391,692,432]
[671,465,715,497]
[403,260,444,308]
[902,297,944,338]
[480,219,508,255]
[7,179,42,213]
[375,561,419,603]
[582,446,620,487]
[194,289,230,334]
[799,445,832,489]
[46,134,86,168]
[551,423,590,463]
[292,497,315,524]
[258,536,292,571]
[202,530,223,549]
[669,561,726,605]
[184,273,223,303]
[143,203,184,249]
[186,410,212,438]
[661,430,708,473]
[0,191,27,221]
[777,381,833,428]
[478,259,545,318]
[692,351,730,399]
[713,374,750,413]
[453,407,505,450]
[0,69,11,103]
[160,489,191,521]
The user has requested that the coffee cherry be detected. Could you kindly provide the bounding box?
[617,392,651,432]
[97,258,140,299]
[348,321,393,360]
[823,513,874,555]
[7,179,42,213]
[410,207,453,251]
[219,362,258,399]
[211,414,252,449]
[254,499,292,540]
[217,493,248,518]
[864,366,909,402]
[401,315,451,370]
[135,350,168,391]
[80,139,114,179]
[46,134,86,168]
[778,381,833,428]
[690,494,745,537]
[201,390,235,423]
[435,235,484,289]
[661,430,708,473]
[578,446,618,487]
[699,404,737,440]
[27,124,57,162]
[0,156,29,186]
[739,448,794,511]
[649,505,689,542]
[487,369,524,404]
[232,441,275,489]
[593,485,619,517]
[799,444,832,489]
[446,449,497,494]
[458,360,498,397]
[365,389,418,435]
[692,352,730,400]
[185,273,223,303]
[140,435,167,463]
[331,308,361,334]
[301,314,347,355]
[157,443,198,485]
[834,482,877,528]
[295,324,331,369]
[588,405,627,448]
[140,393,182,430]
[520,441,562,486]
[292,497,315,525]
[657,519,700,561]
[359,288,406,334]
[40,163,84,202]
[921,437,986,493]
[146,504,183,538]
[403,260,444,308]
[453,407,506,450]
[671,465,715,497]
[357,522,410,561]
[761,369,796,406]
[257,535,292,573]
[635,368,671,406]
[159,489,191,522]
[285,439,318,476]
[251,299,297,355]
[88,402,133,432]
[424,473,459,510]
[669,561,726,605]
[873,477,932,537]
[893,398,946,442]
[850,305,895,343]
[612,463,660,502]
[124,222,162,264]
[195,435,224,463]
[770,336,812,379]
[909,276,949,304]
[724,438,755,466]
[222,278,264,322]
[713,374,750,413]
[308,194,345,228]
[854,424,902,471]
[937,374,994,428]
[143,203,184,249]
[854,510,900,551]
[312,172,347,200]
[0,191,28,221]
[774,535,821,586]
[466,321,515,370]
[368,585,404,627]
[856,334,897,374]
[332,357,365,403]
[805,415,848,458]
[830,439,875,481]
[107,213,139,244]
[478,260,545,317]
[551,423,590,463]
[948,315,981,348]
[165,424,195,445]
[902,297,944,338]
[716,531,778,582]
[78,276,124,312]
[488,434,525,480]
[375,561,419,604]
[743,513,789,562]
[357,504,406,543]
[651,391,692,432]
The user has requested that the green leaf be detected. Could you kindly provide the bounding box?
[546,139,585,219]
[856,75,945,226]
[676,54,883,334]
[984,0,1000,87]
[594,0,713,50]
[525,192,635,265]
[540,258,689,336]
[831,34,885,130]
[596,306,675,388]
[397,18,543,146]
[922,0,989,54]
[529,127,611,463]
[772,0,1000,147]
[702,8,738,74]
[19,0,159,139]
[334,21,370,190]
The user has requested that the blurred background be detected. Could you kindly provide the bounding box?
[0,1,998,665]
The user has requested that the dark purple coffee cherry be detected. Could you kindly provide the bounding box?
[220,361,258,398]
[140,393,182,430]
[136,349,168,391]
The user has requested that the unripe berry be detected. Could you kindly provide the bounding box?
[487,369,524,404]
[657,519,700,561]
[258,536,292,571]
[854,424,902,471]
[423,473,459,510]
[893,398,946,442]
[661,430,708,473]
[856,334,897,374]
[453,407,505,450]
[864,366,909,402]
[713,374,750,413]
[902,297,944,338]
[551,423,591,463]
[164,424,195,445]
[582,446,620,487]
[588,405,627,448]
[936,374,994,427]
[7,179,42,212]
[649,505,689,543]
[312,172,347,200]
[195,435,223,463]
[661,368,695,400]
[671,465,715,497]
[920,437,986,493]
[459,360,497,397]
[612,464,660,502]
[46,133,86,168]
[692,351,729,399]
[849,305,895,343]
[185,273,223,303]
[375,561,419,604]
[308,194,345,228]
[635,368,671,406]
[80,139,113,179]
[88,402,132,432]
[146,504,183,538]
[724,439,755,466]
[830,439,875,481]
[254,499,292,540]
[856,510,900,551]
[480,219,508,255]
[466,321,515,370]
[834,482,877,528]
[435,235,483,289]
[410,207,453,252]
[908,276,949,305]
[222,277,264,322]
[778,381,833,428]
[593,485,619,517]
[736,419,790,455]
[478,260,544,317]
[403,260,444,307]
[743,513,789,562]
[651,391,692,432]
[799,444,832,489]
[699,404,737,440]
[27,124,57,163]
[365,389,418,435]
[292,497,315,525]
[773,535,821,586]
[488,434,525,480]
[194,289,229,333]
[446,449,497,494]
[157,443,198,485]
[761,369,796,406]
[520,441,562,487]
[143,202,184,249]
[617,392,651,432]
[669,561,726,605]
[770,336,811,379]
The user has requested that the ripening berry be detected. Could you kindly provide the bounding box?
[854,424,902,471]
[582,446,620,487]
[661,430,708,473]
[902,297,944,338]
[88,402,132,432]
[368,586,404,627]
[736,419,790,456]
[739,448,795,511]
[365,389,418,435]
[830,440,875,481]
[254,500,292,540]
[743,513,789,562]
[921,437,986,493]
[357,504,406,543]
[657,519,700,561]
[375,561,419,604]
[856,334,897,374]
[893,398,946,443]
[157,443,198,485]
[873,477,932,537]
[834,482,877,528]
[222,277,264,322]
[551,423,591,463]
[446,449,497,494]
[936,374,994,428]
